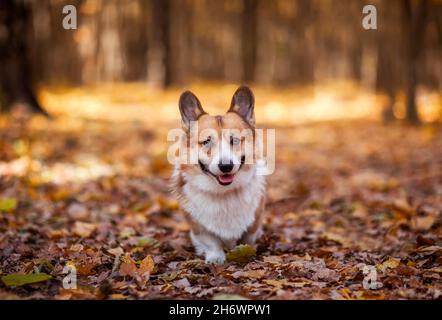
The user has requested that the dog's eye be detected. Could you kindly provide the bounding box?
[230,136,240,146]
[202,137,212,146]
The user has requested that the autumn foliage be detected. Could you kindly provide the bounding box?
[0,83,440,299]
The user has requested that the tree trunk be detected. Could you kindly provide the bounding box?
[401,0,428,124]
[0,0,49,116]
[242,0,258,83]
[147,0,171,88]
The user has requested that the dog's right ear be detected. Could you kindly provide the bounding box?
[179,91,205,130]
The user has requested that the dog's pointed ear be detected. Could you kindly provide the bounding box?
[179,91,205,130]
[229,86,255,126]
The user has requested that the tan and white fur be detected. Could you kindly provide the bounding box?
[171,86,266,264]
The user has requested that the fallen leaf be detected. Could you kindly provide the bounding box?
[378,257,400,272]
[1,273,52,287]
[56,288,96,300]
[110,294,128,300]
[416,245,442,254]
[313,267,340,281]
[72,259,100,275]
[263,255,283,265]
[263,278,309,289]
[136,236,157,248]
[339,288,353,300]
[119,227,135,239]
[0,197,17,213]
[416,235,435,246]
[69,244,84,252]
[67,203,89,220]
[355,290,385,300]
[226,244,256,263]
[212,294,248,300]
[46,228,68,239]
[107,247,124,257]
[231,269,265,279]
[392,198,414,216]
[139,255,155,275]
[412,215,435,231]
[322,232,348,246]
[172,277,191,289]
[119,255,138,277]
[427,268,442,273]
[72,221,96,238]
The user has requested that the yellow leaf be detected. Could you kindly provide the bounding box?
[412,215,435,231]
[57,288,96,300]
[0,198,17,213]
[378,257,400,272]
[355,290,385,300]
[1,273,52,287]
[340,288,353,300]
[283,212,298,221]
[263,279,285,289]
[139,255,155,275]
[226,244,256,263]
[110,294,128,300]
[72,221,96,238]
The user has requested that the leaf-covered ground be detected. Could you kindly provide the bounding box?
[0,84,441,299]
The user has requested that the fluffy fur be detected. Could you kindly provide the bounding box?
[171,86,266,264]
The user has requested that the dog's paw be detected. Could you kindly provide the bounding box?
[205,251,225,265]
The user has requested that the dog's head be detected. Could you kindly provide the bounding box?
[179,86,257,190]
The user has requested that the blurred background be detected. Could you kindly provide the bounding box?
[0,0,441,123]
[0,0,441,187]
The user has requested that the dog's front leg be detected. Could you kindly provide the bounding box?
[241,226,263,246]
[190,231,225,265]
[240,198,265,246]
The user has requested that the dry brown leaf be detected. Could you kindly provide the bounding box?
[107,247,124,257]
[67,203,89,220]
[119,255,138,277]
[392,198,414,216]
[72,221,96,238]
[412,215,435,231]
[139,255,155,275]
[355,290,385,300]
[339,288,353,300]
[56,288,96,300]
[263,256,283,265]
[173,277,191,289]
[378,257,400,272]
[110,294,128,300]
[231,269,266,279]
[416,245,442,254]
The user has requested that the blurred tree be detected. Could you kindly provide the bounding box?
[242,0,258,82]
[147,0,171,88]
[376,0,401,122]
[401,0,429,124]
[0,0,440,121]
[0,0,50,116]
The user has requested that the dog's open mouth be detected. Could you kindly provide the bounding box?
[199,160,236,186]
[216,174,235,186]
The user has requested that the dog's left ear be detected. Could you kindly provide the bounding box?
[229,86,255,126]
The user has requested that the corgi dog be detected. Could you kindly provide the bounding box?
[171,86,266,264]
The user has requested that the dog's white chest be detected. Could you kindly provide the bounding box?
[182,176,264,240]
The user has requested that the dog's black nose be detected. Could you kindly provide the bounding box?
[218,161,234,173]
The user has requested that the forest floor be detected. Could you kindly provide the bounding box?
[0,84,441,299]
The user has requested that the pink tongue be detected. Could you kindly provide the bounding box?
[218,174,234,184]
